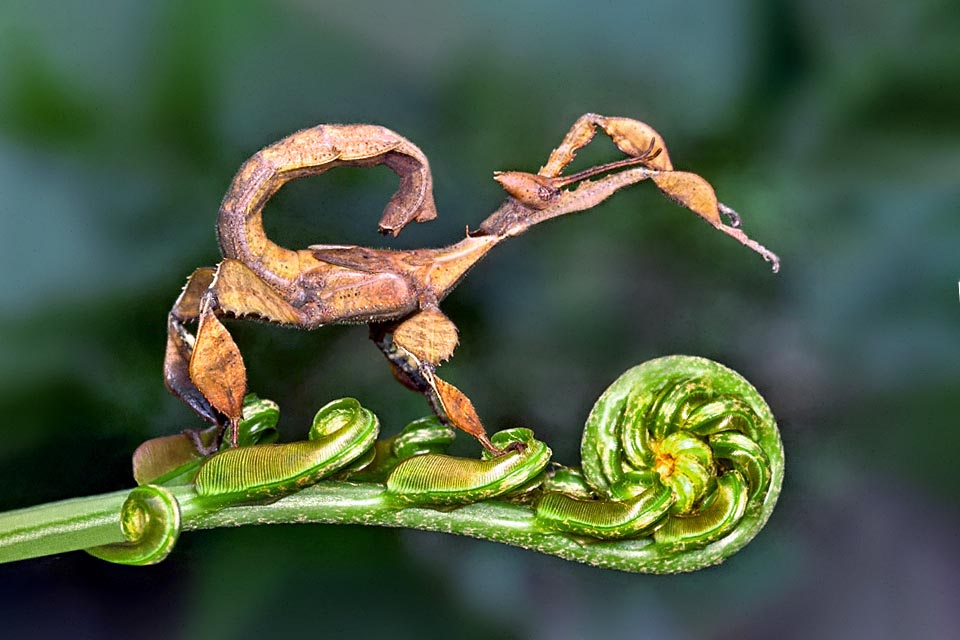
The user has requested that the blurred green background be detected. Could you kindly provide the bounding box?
[1,1,958,638]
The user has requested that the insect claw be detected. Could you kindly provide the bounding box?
[503,440,528,454]
[718,203,742,228]
[766,252,781,273]
[476,433,501,455]
[476,434,528,456]
[183,427,220,456]
[716,223,780,272]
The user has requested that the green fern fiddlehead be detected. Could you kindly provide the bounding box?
[34,356,782,573]
[86,485,181,566]
[534,356,783,570]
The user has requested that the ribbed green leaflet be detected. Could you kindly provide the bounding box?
[386,428,551,505]
[194,398,379,503]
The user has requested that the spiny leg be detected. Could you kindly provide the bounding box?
[370,307,514,456]
[165,267,219,425]
[164,259,307,452]
[538,113,672,179]
[485,113,780,271]
[492,114,665,210]
[165,267,227,454]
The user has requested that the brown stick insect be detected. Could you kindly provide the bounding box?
[164,113,779,456]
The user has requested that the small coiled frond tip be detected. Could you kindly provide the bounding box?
[86,485,181,566]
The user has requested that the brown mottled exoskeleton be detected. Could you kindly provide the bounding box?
[164,114,779,456]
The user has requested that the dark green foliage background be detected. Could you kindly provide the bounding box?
[1,1,958,638]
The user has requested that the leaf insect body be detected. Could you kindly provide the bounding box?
[164,113,779,457]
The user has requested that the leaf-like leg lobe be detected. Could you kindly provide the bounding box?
[190,305,247,432]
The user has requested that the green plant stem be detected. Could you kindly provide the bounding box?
[0,490,130,562]
[1,480,771,573]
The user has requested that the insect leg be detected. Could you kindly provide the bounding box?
[370,309,512,455]
[164,259,308,451]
